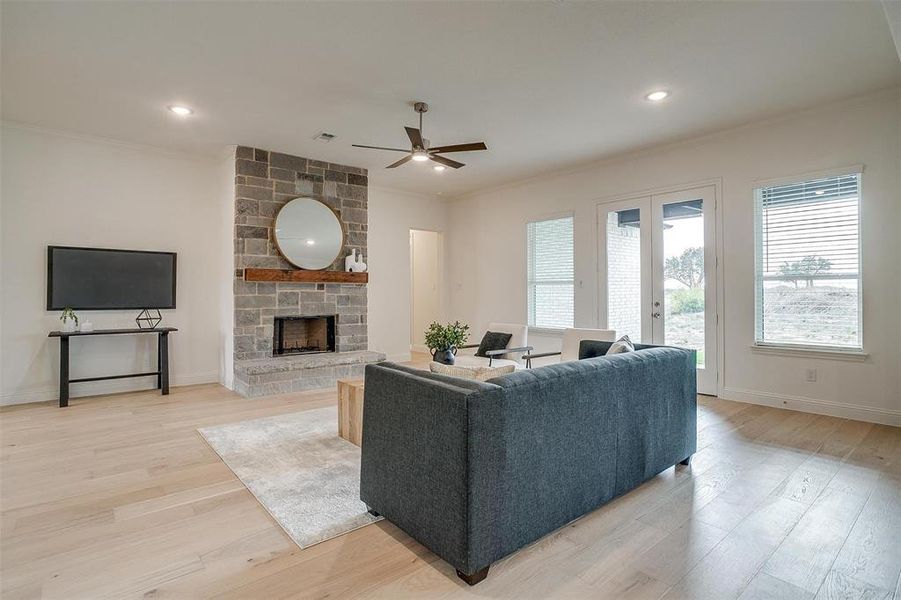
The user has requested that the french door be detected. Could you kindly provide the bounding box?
[598,185,718,394]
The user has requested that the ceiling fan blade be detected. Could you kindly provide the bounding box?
[405,126,424,148]
[386,155,413,169]
[430,154,465,169]
[429,142,488,153]
[352,144,410,152]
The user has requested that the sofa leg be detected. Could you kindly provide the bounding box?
[366,506,380,517]
[679,455,693,466]
[456,566,490,586]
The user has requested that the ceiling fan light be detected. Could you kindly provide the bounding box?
[412,150,429,162]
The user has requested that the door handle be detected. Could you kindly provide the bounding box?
[652,312,661,319]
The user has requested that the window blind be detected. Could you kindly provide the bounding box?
[754,173,861,350]
[527,216,574,329]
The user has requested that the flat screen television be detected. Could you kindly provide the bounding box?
[47,246,177,310]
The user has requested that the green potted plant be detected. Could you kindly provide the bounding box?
[59,307,79,333]
[424,321,470,365]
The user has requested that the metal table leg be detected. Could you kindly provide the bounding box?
[59,337,70,408]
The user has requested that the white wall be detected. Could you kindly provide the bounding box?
[217,147,236,389]
[0,128,449,403]
[447,89,901,425]
[410,229,443,350]
[0,124,224,404]
[368,187,447,362]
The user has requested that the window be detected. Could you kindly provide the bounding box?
[754,172,861,351]
[527,215,574,329]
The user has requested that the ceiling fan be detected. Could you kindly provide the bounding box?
[352,102,487,169]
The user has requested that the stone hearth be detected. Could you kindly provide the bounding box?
[231,146,383,397]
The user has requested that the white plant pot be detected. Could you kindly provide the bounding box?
[61,320,77,333]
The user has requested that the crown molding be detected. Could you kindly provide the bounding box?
[0,120,219,162]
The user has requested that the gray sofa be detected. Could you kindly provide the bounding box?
[359,340,697,585]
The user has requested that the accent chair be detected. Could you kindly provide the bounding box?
[454,322,532,369]
[523,327,617,367]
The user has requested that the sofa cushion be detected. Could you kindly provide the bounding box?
[606,335,635,355]
[453,355,521,370]
[430,362,516,381]
[579,339,659,360]
[475,331,513,358]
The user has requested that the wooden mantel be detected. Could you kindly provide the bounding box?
[243,268,368,284]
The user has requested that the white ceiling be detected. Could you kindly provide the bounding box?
[2,1,899,196]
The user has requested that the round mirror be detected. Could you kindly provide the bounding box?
[273,198,344,270]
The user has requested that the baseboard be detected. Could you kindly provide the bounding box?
[1,370,221,407]
[720,387,901,427]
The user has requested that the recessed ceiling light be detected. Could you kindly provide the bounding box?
[412,149,429,162]
[645,91,669,102]
[433,165,446,172]
[305,239,316,246]
[168,105,193,116]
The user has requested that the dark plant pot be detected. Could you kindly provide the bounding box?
[432,347,456,365]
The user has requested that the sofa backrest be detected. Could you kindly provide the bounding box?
[361,349,697,575]
[470,345,697,567]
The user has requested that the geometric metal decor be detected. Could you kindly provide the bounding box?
[135,308,162,329]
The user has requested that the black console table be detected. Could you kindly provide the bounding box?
[48,327,177,407]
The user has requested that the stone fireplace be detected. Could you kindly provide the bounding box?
[273,315,335,356]
[231,146,384,398]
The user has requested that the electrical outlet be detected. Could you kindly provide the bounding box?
[805,368,817,383]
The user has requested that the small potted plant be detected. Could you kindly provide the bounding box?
[60,307,79,333]
[424,321,470,365]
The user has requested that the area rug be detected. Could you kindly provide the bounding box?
[197,406,381,549]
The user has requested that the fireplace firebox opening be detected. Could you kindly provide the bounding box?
[273,316,336,356]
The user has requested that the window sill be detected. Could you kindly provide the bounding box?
[750,344,868,362]
[528,327,566,337]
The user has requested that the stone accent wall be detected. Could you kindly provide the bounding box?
[232,146,369,362]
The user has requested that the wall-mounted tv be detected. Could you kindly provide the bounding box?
[47,246,177,310]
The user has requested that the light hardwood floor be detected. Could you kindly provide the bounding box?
[1,374,899,599]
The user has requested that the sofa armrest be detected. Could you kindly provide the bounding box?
[359,364,473,571]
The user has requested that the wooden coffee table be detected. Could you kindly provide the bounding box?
[337,379,365,447]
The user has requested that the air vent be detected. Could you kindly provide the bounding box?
[314,132,336,142]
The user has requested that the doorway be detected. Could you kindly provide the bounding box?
[598,185,718,394]
[410,229,443,353]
